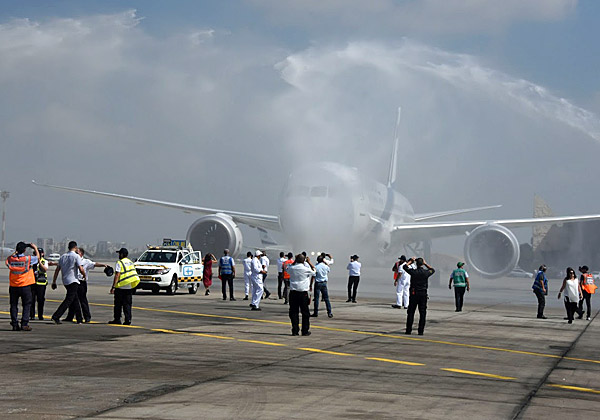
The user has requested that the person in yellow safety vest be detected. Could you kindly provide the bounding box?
[5,242,39,331]
[578,265,597,321]
[30,247,49,320]
[108,247,140,325]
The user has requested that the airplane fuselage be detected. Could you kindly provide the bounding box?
[278,162,414,255]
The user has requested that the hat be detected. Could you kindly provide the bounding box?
[580,265,589,272]
[38,247,44,254]
[352,254,359,260]
[116,247,128,256]
[457,262,465,267]
[256,250,263,256]
[399,255,406,262]
[104,266,114,277]
[287,252,293,258]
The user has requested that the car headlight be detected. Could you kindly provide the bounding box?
[158,268,171,275]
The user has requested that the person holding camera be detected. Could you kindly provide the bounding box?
[30,247,49,320]
[532,265,548,319]
[5,242,39,331]
[403,257,435,335]
[346,255,361,303]
[51,241,86,324]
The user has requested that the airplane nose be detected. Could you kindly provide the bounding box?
[280,195,354,252]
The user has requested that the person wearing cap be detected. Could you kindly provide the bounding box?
[218,249,236,301]
[281,252,294,304]
[392,255,410,309]
[109,248,140,325]
[242,251,253,300]
[578,265,596,321]
[449,262,470,312]
[5,241,39,331]
[532,265,548,319]
[51,241,86,325]
[64,248,107,323]
[250,250,266,310]
[346,255,361,303]
[287,253,315,335]
[30,246,48,320]
[403,257,435,335]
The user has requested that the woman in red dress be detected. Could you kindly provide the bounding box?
[203,253,217,295]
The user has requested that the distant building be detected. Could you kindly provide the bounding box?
[36,238,54,254]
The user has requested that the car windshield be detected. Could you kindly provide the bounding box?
[137,251,177,263]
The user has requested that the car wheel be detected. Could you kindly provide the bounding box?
[189,283,199,294]
[166,276,177,295]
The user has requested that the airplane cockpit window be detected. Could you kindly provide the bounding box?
[287,186,310,197]
[310,186,328,197]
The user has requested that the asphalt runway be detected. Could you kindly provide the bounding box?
[1,266,599,419]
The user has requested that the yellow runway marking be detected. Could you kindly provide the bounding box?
[441,368,516,380]
[548,384,600,394]
[298,348,354,356]
[5,297,600,365]
[237,339,287,347]
[191,332,235,340]
[365,357,424,366]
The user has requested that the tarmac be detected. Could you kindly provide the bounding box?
[1,266,599,419]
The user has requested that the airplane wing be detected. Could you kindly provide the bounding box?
[413,205,502,221]
[393,214,600,243]
[32,180,281,232]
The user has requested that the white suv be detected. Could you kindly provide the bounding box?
[135,247,203,295]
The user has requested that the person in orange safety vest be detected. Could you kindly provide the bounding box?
[5,242,39,331]
[578,265,597,321]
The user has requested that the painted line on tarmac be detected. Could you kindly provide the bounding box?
[298,348,355,357]
[365,357,425,366]
[441,368,516,380]
[7,297,600,366]
[548,384,600,394]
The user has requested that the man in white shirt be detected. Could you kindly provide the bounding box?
[392,255,411,309]
[250,250,266,310]
[277,251,286,299]
[259,251,271,299]
[287,254,315,336]
[312,255,333,318]
[346,255,361,303]
[51,241,86,324]
[242,251,253,300]
[65,248,107,323]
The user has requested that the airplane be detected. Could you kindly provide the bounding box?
[32,109,600,278]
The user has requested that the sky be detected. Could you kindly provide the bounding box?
[1,0,599,252]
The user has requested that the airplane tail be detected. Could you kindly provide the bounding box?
[387,107,401,188]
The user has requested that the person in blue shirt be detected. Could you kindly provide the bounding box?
[311,255,333,318]
[532,265,548,319]
[218,249,236,301]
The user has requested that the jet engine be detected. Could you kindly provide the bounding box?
[186,214,243,258]
[463,224,520,278]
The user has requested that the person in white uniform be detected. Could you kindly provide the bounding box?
[250,250,266,310]
[392,255,410,309]
[242,251,253,300]
[260,252,271,299]
[558,267,583,324]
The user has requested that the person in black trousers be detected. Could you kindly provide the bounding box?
[346,255,361,303]
[403,257,435,335]
[532,265,548,319]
